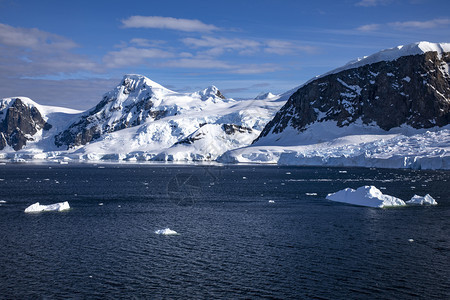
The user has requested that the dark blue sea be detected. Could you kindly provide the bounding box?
[0,164,449,299]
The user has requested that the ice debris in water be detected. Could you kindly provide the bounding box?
[406,194,438,205]
[268,200,275,203]
[155,228,178,235]
[24,201,70,213]
[326,186,406,208]
[327,186,438,208]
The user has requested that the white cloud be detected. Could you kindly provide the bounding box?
[264,40,318,55]
[231,64,282,74]
[129,38,166,48]
[355,0,391,7]
[357,18,450,33]
[356,24,381,32]
[0,23,98,77]
[182,36,260,52]
[389,18,450,30]
[0,23,77,51]
[103,47,174,68]
[121,16,219,32]
[163,58,233,69]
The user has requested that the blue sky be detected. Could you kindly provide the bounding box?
[0,0,449,109]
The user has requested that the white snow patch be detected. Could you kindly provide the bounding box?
[24,201,70,213]
[326,186,406,208]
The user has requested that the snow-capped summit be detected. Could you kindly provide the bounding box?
[254,92,278,100]
[325,41,450,77]
[191,85,227,102]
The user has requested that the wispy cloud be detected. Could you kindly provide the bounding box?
[0,23,97,78]
[389,18,450,30]
[264,40,318,55]
[103,47,174,68]
[356,24,381,32]
[357,18,450,32]
[355,0,391,7]
[121,16,219,32]
[163,58,234,69]
[182,36,260,55]
[182,36,317,56]
[0,23,77,51]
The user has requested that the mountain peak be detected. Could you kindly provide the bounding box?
[120,74,174,94]
[195,85,226,101]
[328,41,450,77]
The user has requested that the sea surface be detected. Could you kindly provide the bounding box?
[0,163,449,299]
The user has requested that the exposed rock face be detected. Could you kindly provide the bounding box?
[0,98,51,150]
[54,76,171,148]
[256,51,450,142]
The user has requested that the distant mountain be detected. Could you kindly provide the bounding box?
[0,75,284,161]
[220,42,450,170]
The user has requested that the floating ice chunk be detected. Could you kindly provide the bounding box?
[0,200,6,203]
[98,203,104,206]
[24,201,70,213]
[305,193,317,196]
[406,194,438,205]
[326,186,406,208]
[268,200,275,203]
[408,239,414,242]
[155,228,178,235]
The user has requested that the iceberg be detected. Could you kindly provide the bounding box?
[155,228,178,235]
[24,201,70,213]
[326,186,406,208]
[406,194,438,205]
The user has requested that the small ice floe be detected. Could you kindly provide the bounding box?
[285,172,291,175]
[408,239,414,242]
[268,200,275,203]
[305,193,317,196]
[0,200,6,203]
[98,203,104,206]
[24,201,70,213]
[98,166,105,169]
[242,176,247,179]
[155,228,178,235]
[0,179,4,181]
[406,194,438,205]
[339,170,348,174]
[326,186,406,208]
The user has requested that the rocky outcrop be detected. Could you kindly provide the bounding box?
[0,98,51,150]
[256,51,450,142]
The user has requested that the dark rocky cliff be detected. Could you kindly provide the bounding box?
[0,98,51,150]
[255,51,450,142]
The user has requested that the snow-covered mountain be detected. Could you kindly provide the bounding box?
[0,75,284,161]
[1,41,449,169]
[220,42,450,169]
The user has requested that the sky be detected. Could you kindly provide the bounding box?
[0,0,449,109]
